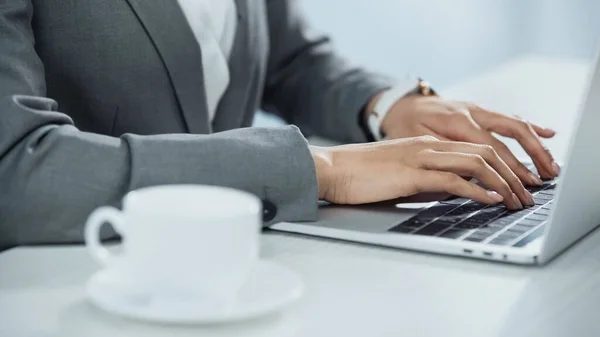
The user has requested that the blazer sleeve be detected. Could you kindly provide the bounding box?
[0,0,318,248]
[261,0,396,144]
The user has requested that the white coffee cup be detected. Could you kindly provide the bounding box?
[84,184,262,305]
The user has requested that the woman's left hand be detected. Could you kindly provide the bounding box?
[373,94,559,185]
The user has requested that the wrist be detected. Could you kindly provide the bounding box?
[364,84,416,141]
[363,79,437,140]
[309,145,334,200]
[379,94,419,134]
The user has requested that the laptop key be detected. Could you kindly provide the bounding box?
[430,220,459,227]
[477,225,505,235]
[511,224,536,232]
[497,231,522,239]
[534,197,550,205]
[513,224,546,247]
[487,222,511,231]
[505,226,529,235]
[491,218,514,226]
[389,225,414,234]
[438,210,473,222]
[534,208,551,216]
[465,230,494,242]
[414,222,452,236]
[542,204,553,211]
[468,214,493,224]
[464,236,486,242]
[475,226,502,235]
[432,214,459,223]
[439,229,468,239]
[503,210,524,219]
[505,210,527,218]
[440,197,470,205]
[474,210,502,221]
[527,213,548,221]
[485,207,506,219]
[535,194,554,201]
[489,236,516,245]
[463,202,488,211]
[526,185,543,193]
[401,218,428,228]
[518,218,544,227]
[419,204,457,218]
[447,208,476,218]
[541,184,556,190]
[499,215,524,225]
[448,202,487,215]
[455,221,484,230]
[415,215,437,223]
[538,190,555,197]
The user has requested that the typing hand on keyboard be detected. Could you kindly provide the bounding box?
[312,136,534,210]
[372,94,560,183]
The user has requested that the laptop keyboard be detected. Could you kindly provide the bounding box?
[389,182,556,247]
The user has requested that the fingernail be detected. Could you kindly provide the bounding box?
[546,128,556,134]
[528,172,543,186]
[512,193,523,209]
[552,162,561,176]
[526,191,535,206]
[487,191,504,203]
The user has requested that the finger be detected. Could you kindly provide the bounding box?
[494,119,557,179]
[486,136,551,185]
[502,114,555,138]
[448,112,553,183]
[460,107,553,179]
[530,123,556,138]
[418,125,451,141]
[448,129,546,187]
[414,170,506,206]
[418,150,523,209]
[438,107,539,181]
[470,107,558,178]
[430,141,534,206]
[491,134,554,180]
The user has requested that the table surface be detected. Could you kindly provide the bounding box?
[0,55,596,337]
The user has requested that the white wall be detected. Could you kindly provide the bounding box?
[254,0,599,126]
[299,0,523,86]
[522,0,600,58]
[298,0,599,86]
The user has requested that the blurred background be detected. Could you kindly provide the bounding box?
[254,0,600,126]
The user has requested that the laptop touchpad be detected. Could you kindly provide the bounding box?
[314,201,428,233]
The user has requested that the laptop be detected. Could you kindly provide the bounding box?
[270,51,600,265]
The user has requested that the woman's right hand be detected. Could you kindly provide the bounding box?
[310,136,534,210]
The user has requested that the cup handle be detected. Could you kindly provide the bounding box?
[84,206,125,266]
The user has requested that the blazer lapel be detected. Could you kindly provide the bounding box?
[234,0,247,20]
[125,0,210,134]
[212,0,251,131]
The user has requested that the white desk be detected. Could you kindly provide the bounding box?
[0,55,595,337]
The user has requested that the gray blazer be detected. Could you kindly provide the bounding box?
[0,0,393,247]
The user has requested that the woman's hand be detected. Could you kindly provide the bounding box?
[369,94,558,184]
[310,136,534,210]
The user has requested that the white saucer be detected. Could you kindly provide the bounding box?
[86,260,304,324]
